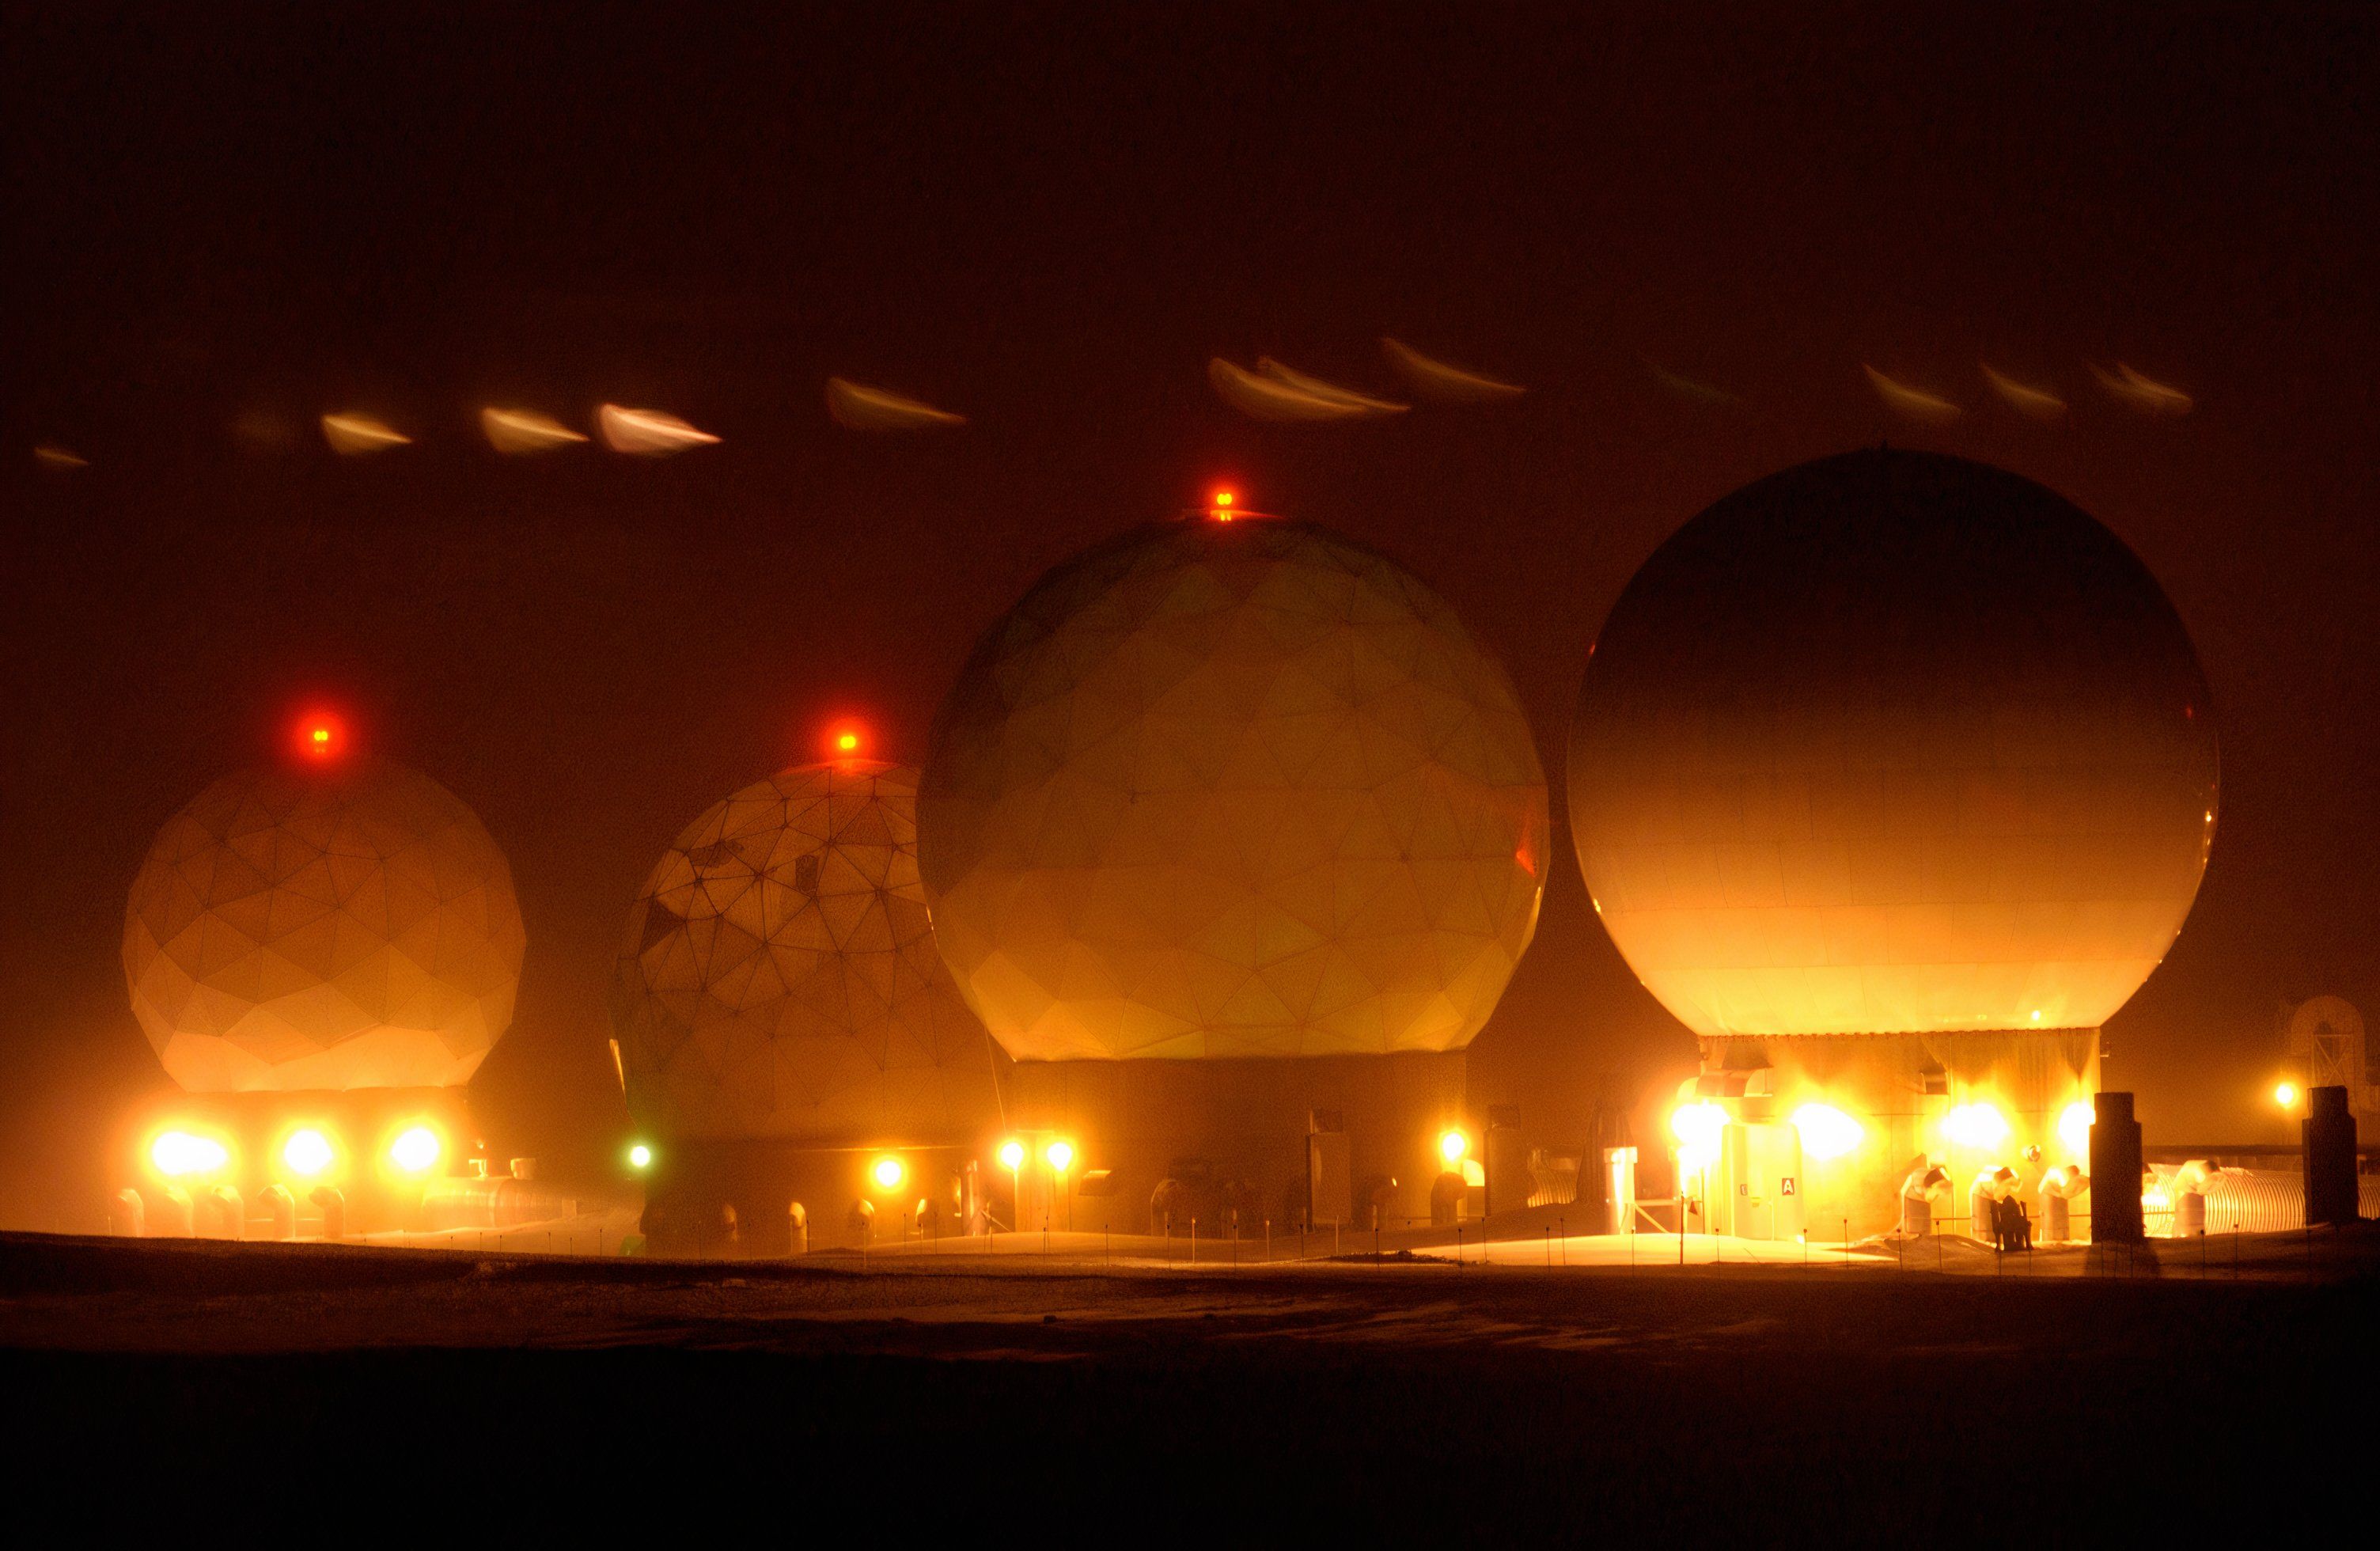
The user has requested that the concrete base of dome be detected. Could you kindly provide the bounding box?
[117,1086,477,1237]
[638,1139,991,1255]
[1002,1050,1475,1237]
[1683,1028,2102,1243]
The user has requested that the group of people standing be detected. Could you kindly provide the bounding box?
[1988,1192,2034,1251]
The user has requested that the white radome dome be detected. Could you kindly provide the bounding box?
[124,758,525,1092]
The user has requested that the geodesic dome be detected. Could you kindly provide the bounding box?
[918,516,1548,1062]
[1569,449,2219,1037]
[123,759,525,1092]
[609,760,1005,1143]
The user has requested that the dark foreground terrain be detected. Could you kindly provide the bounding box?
[4,1229,2372,1538]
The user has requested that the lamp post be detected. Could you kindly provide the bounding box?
[1045,1140,1074,1232]
[999,1139,1024,1244]
[1675,1147,1688,1265]
[1436,1126,1471,1242]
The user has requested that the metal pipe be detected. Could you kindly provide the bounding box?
[309,1185,345,1241]
[1900,1163,1950,1237]
[259,1183,296,1240]
[419,1177,581,1231]
[146,1185,193,1237]
[2037,1166,2088,1242]
[206,1185,244,1240]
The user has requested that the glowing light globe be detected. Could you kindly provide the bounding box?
[919,516,1548,1061]
[609,760,1002,1142]
[1570,449,2218,1037]
[124,759,525,1091]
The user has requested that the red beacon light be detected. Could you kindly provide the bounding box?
[293,711,349,764]
[1210,489,1237,521]
[825,722,869,762]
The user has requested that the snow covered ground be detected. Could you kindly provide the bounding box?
[2,1224,2373,1533]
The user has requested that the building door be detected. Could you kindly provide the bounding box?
[1719,1122,1806,1241]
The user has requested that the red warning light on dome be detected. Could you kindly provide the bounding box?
[826,722,869,760]
[294,711,348,764]
[1210,488,1237,521]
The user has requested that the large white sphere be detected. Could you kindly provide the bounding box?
[919,516,1548,1062]
[610,760,1002,1143]
[1570,450,2218,1037]
[124,759,525,1091]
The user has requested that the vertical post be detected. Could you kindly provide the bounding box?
[2305,1085,2359,1227]
[2089,1090,2145,1243]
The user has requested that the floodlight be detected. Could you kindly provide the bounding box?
[282,1128,335,1177]
[389,1125,442,1174]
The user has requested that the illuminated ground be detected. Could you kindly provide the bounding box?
[4,1227,2372,1531]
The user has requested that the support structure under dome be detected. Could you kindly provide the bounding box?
[1572,450,2218,1245]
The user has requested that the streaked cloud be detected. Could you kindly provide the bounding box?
[320,413,411,454]
[1863,365,1962,424]
[1980,364,2067,422]
[1209,358,1378,422]
[2090,362,2193,416]
[597,403,722,455]
[826,377,968,430]
[1644,360,1741,407]
[1255,358,1407,414]
[481,407,590,453]
[1381,337,1525,402]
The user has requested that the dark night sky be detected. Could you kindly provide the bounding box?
[3,4,2374,1221]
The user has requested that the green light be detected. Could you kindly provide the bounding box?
[628,1143,653,1170]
